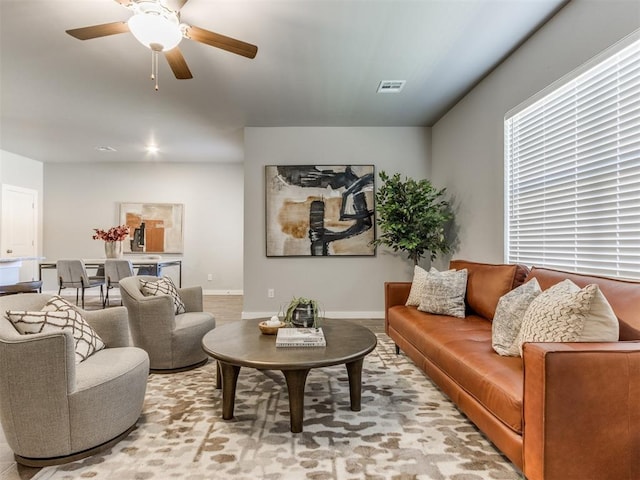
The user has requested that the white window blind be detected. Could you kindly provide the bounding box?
[505,34,640,279]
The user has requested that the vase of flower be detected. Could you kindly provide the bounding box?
[93,225,130,258]
[104,241,123,258]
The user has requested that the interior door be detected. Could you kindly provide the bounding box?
[1,184,38,281]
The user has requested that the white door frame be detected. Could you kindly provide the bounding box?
[1,184,39,281]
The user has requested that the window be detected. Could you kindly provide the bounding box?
[505,31,640,279]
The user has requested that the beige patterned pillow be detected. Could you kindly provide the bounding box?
[6,302,105,363]
[492,278,541,356]
[516,279,618,356]
[417,269,468,318]
[406,266,437,306]
[140,276,186,314]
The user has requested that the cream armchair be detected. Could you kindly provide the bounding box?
[119,276,216,372]
[0,294,149,466]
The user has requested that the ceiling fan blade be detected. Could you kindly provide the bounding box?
[66,22,129,40]
[185,25,258,59]
[165,47,193,79]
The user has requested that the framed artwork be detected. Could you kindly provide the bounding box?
[119,203,184,254]
[265,165,376,257]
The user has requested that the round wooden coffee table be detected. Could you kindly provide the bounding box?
[201,318,377,433]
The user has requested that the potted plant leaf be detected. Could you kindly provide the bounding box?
[284,297,320,328]
[373,171,454,265]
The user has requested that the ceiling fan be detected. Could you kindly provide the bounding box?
[66,0,258,89]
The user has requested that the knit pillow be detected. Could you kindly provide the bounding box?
[406,266,439,306]
[140,276,186,314]
[491,278,541,356]
[516,279,619,356]
[6,297,105,363]
[417,269,468,318]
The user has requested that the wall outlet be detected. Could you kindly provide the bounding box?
[268,288,275,298]
[207,273,213,281]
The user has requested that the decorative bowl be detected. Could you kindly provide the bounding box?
[259,321,285,335]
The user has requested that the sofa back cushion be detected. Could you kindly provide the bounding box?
[526,266,640,341]
[449,259,530,320]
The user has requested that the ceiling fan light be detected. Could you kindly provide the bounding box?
[128,12,182,51]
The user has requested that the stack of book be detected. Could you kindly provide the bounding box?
[275,327,326,347]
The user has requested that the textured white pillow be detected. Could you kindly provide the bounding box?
[406,266,437,307]
[140,276,186,314]
[492,278,541,356]
[417,269,468,318]
[6,297,105,363]
[517,279,619,356]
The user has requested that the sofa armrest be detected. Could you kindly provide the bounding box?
[523,341,640,480]
[82,306,131,347]
[385,282,411,310]
[384,282,411,334]
[178,286,203,312]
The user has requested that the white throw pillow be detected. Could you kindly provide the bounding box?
[6,297,105,363]
[516,279,619,356]
[491,278,541,356]
[406,266,438,307]
[140,276,186,314]
[417,268,468,318]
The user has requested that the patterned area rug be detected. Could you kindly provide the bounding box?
[34,335,522,480]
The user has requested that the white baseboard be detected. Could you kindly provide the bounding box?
[203,290,243,296]
[242,311,384,320]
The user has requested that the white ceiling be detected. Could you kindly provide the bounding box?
[0,0,567,164]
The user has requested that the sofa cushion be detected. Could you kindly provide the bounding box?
[450,260,529,320]
[492,278,542,356]
[140,276,186,314]
[525,266,640,341]
[387,306,523,434]
[516,279,619,355]
[417,269,467,318]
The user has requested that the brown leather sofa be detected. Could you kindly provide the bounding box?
[385,259,640,480]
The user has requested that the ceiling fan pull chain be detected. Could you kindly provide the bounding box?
[150,49,159,91]
[150,50,155,81]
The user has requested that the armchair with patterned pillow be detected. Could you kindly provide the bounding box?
[0,294,149,466]
[119,275,216,372]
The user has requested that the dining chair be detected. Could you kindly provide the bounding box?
[57,259,105,308]
[104,259,135,307]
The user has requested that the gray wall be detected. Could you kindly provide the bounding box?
[243,127,432,318]
[42,162,243,293]
[431,0,640,263]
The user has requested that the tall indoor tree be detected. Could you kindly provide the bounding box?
[373,171,454,265]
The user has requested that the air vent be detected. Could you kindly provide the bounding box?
[377,80,405,93]
[95,146,116,152]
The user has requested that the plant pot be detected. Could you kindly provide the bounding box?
[104,241,123,259]
[291,304,316,328]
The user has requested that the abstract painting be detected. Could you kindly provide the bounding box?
[119,203,184,254]
[265,165,375,257]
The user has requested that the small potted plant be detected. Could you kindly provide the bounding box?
[284,297,320,328]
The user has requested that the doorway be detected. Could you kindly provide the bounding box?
[1,184,38,281]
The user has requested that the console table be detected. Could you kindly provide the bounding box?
[38,258,183,287]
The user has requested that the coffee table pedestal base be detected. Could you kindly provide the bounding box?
[215,358,365,432]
